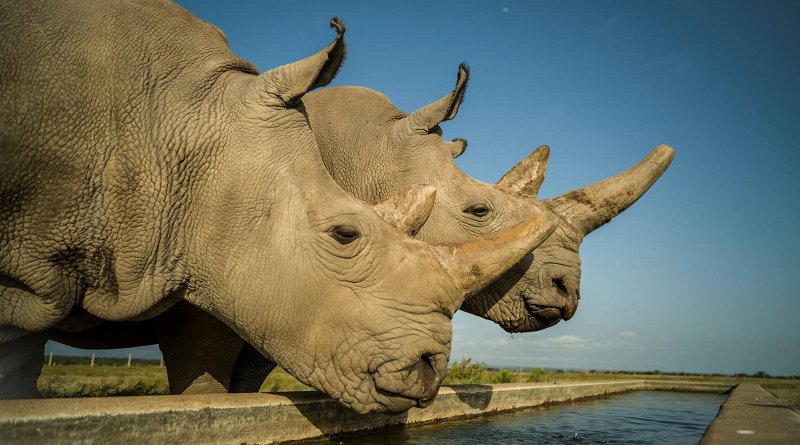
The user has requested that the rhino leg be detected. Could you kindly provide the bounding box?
[0,329,46,399]
[229,342,276,393]
[154,302,245,394]
[47,304,273,395]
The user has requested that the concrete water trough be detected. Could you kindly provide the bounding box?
[1,380,797,444]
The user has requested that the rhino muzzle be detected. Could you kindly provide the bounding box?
[371,351,448,408]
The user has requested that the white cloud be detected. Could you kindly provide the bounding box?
[487,339,509,348]
[529,335,588,351]
[619,330,637,338]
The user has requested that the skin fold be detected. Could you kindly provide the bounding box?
[0,0,559,413]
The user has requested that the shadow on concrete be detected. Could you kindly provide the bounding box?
[747,403,793,409]
[281,390,410,437]
[449,384,494,410]
[278,383,495,439]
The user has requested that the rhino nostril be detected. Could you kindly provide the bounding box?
[418,354,438,394]
[553,277,568,298]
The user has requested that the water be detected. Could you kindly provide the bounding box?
[305,391,726,445]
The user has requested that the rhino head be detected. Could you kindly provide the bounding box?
[482,143,674,331]
[303,64,674,333]
[181,25,556,412]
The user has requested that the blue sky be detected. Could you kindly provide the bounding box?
[47,0,800,375]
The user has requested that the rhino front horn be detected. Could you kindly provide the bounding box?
[434,211,558,309]
[546,145,675,236]
[374,185,437,237]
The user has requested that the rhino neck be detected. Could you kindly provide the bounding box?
[182,76,335,340]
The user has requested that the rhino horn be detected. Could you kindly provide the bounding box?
[546,145,675,236]
[373,185,437,237]
[496,145,550,198]
[434,211,558,310]
[402,63,469,134]
[255,17,346,107]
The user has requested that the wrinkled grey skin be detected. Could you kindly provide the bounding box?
[0,0,559,413]
[169,73,674,394]
[39,66,673,397]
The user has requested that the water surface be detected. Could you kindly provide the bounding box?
[305,390,725,444]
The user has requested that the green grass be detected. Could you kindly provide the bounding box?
[39,364,169,397]
[258,367,313,392]
[38,363,312,397]
[38,358,800,413]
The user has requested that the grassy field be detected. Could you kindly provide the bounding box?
[38,357,799,413]
[38,362,312,397]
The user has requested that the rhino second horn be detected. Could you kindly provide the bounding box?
[254,17,346,108]
[433,211,559,313]
[496,145,550,198]
[546,144,675,236]
[373,185,437,236]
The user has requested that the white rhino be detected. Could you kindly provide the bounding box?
[219,66,675,392]
[59,65,674,396]
[0,0,558,413]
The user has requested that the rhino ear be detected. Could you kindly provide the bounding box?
[445,138,468,158]
[373,185,437,237]
[403,63,469,134]
[256,18,346,108]
[496,145,550,198]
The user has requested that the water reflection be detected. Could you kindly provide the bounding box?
[302,391,725,444]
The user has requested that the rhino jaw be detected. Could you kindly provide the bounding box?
[371,351,448,409]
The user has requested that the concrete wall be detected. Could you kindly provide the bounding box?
[701,383,800,445]
[0,380,732,444]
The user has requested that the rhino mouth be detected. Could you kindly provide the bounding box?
[491,292,565,334]
[526,303,565,321]
[371,352,447,408]
[521,292,566,321]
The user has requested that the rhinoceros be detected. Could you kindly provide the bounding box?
[0,0,558,413]
[216,65,674,391]
[74,65,675,395]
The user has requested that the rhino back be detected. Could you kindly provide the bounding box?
[0,0,255,328]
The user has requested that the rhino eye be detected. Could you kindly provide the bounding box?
[329,226,360,245]
[464,204,490,218]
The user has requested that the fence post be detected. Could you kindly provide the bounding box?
[90,353,95,367]
[48,352,53,366]
[127,353,132,368]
